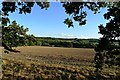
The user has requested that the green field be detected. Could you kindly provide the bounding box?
[2,46,120,80]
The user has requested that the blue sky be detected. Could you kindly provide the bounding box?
[6,2,108,39]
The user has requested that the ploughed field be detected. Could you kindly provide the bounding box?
[2,46,120,80]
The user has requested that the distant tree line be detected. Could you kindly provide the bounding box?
[4,36,99,48]
[2,20,99,49]
[21,37,99,48]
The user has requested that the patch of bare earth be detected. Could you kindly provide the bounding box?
[3,46,95,66]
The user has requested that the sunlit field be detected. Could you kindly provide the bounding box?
[2,46,120,80]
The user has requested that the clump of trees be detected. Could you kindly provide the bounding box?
[38,38,98,48]
[94,2,120,75]
[2,20,38,52]
[2,20,28,47]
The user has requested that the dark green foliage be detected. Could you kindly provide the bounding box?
[2,20,29,47]
[36,41,42,46]
[2,17,10,26]
[95,2,120,74]
[42,41,50,46]
[25,34,37,46]
[64,18,73,28]
[53,41,73,47]
[2,2,49,16]
[35,37,98,48]
[2,20,38,49]
[62,2,112,27]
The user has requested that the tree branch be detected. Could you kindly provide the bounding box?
[2,42,20,53]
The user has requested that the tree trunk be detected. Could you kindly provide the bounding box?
[2,42,20,53]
